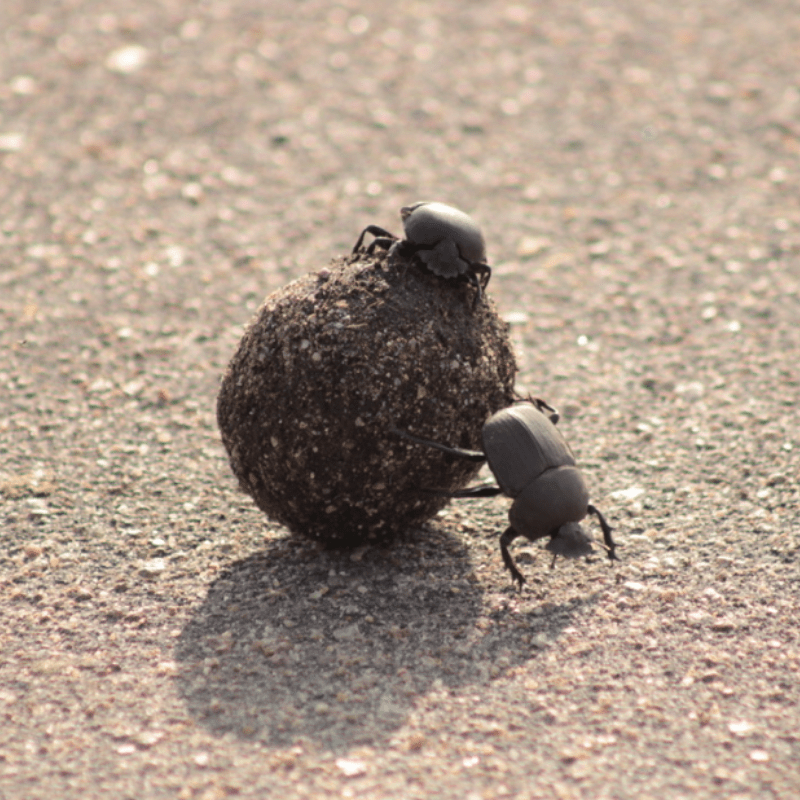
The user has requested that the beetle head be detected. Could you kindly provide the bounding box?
[545,522,594,560]
[417,238,466,279]
[400,202,427,221]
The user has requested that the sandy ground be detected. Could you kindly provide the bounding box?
[1,1,798,798]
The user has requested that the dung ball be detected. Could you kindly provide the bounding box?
[217,249,517,547]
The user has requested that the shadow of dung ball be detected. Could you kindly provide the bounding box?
[217,250,517,547]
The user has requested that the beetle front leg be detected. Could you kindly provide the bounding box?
[512,394,559,424]
[587,504,618,562]
[465,270,484,307]
[471,262,492,293]
[500,526,526,588]
[531,397,559,423]
[352,225,397,254]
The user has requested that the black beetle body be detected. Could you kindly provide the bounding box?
[352,201,491,304]
[392,400,617,587]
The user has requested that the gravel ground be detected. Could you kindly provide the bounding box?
[1,1,798,798]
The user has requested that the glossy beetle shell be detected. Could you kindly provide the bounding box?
[400,202,487,278]
[481,404,577,497]
[484,404,593,554]
[508,465,590,543]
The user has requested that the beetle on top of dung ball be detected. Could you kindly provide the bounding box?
[353,201,491,305]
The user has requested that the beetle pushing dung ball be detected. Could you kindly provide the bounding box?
[217,236,516,548]
[392,399,618,587]
[218,200,617,585]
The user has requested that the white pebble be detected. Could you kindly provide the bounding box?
[106,45,149,74]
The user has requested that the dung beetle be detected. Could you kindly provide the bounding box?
[391,399,618,587]
[352,201,492,304]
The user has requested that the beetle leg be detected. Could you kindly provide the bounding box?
[389,428,487,462]
[532,397,558,422]
[587,504,618,562]
[466,263,492,306]
[500,526,527,588]
[387,238,427,269]
[446,484,503,498]
[414,484,501,498]
[367,236,400,255]
[471,262,491,291]
[511,394,560,424]
[386,239,403,268]
[352,225,397,254]
[465,270,483,307]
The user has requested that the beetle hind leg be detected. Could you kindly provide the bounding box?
[500,526,527,588]
[389,428,486,462]
[446,484,503,498]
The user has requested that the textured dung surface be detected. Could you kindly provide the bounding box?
[217,251,517,545]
